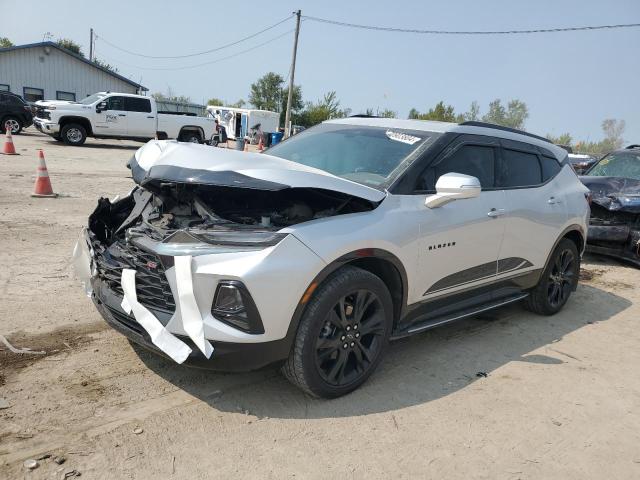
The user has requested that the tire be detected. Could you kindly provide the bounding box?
[53,134,63,142]
[181,132,201,143]
[61,123,87,146]
[524,238,580,315]
[2,116,22,134]
[282,266,393,398]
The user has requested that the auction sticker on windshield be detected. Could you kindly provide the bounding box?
[386,130,421,145]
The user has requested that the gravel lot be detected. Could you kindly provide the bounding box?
[1,131,639,479]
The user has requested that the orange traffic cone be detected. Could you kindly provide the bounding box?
[258,135,264,152]
[31,150,57,198]
[2,127,18,155]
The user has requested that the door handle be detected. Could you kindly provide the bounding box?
[146,116,154,119]
[487,208,505,218]
[118,114,127,117]
[548,196,562,205]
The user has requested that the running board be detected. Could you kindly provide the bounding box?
[392,293,529,339]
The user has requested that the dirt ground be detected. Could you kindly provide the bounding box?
[1,131,639,479]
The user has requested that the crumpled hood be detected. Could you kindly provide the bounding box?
[580,175,640,213]
[130,140,386,203]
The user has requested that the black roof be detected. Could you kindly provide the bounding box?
[459,121,552,144]
[0,42,147,91]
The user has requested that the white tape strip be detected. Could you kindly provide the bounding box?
[174,256,214,359]
[120,268,192,364]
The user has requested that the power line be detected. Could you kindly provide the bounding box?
[302,15,640,35]
[95,14,293,59]
[95,29,294,71]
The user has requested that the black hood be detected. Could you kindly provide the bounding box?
[580,176,640,213]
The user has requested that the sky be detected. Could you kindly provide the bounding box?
[4,0,639,142]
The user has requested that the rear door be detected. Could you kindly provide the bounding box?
[496,139,568,274]
[414,135,507,301]
[94,95,127,136]
[125,97,155,138]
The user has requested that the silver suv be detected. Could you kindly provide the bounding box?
[75,118,590,398]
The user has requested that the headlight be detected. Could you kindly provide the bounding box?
[195,231,287,247]
[212,281,264,334]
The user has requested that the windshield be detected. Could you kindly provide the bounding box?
[267,123,436,188]
[79,93,107,105]
[588,151,640,180]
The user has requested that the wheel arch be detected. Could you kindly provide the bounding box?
[179,126,204,141]
[285,249,408,344]
[59,116,93,135]
[538,224,586,289]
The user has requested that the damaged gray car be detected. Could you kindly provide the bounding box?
[580,144,640,266]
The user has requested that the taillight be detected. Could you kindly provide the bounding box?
[584,192,592,206]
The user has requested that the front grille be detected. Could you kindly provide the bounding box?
[36,107,51,120]
[94,241,175,312]
[590,204,640,227]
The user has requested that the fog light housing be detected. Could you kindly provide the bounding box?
[212,281,264,334]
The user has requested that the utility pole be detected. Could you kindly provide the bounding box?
[89,28,94,61]
[284,10,301,138]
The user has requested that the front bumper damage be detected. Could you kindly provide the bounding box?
[581,176,640,267]
[74,205,326,371]
[34,118,60,135]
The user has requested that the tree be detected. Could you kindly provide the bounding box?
[57,38,83,56]
[229,99,246,108]
[602,119,625,150]
[152,88,191,104]
[297,91,348,127]
[408,101,462,122]
[482,98,529,129]
[207,97,225,106]
[378,109,396,118]
[249,72,285,112]
[0,37,13,48]
[93,58,118,73]
[463,101,480,121]
[546,133,573,146]
[279,84,303,126]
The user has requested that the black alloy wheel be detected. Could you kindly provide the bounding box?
[314,289,385,386]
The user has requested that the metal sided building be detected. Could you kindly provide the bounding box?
[0,41,146,102]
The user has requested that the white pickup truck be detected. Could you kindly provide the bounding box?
[34,92,215,146]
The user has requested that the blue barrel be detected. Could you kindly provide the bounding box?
[271,132,284,145]
[235,136,244,151]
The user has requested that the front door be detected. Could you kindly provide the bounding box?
[413,137,506,302]
[94,95,127,136]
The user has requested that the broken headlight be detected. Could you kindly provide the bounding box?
[195,231,287,247]
[212,281,264,334]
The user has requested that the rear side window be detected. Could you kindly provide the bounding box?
[541,155,561,181]
[125,97,152,113]
[434,145,496,189]
[498,149,542,187]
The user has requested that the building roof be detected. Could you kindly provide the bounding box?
[0,41,147,91]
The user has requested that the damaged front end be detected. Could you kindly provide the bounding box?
[581,176,640,266]
[74,141,381,368]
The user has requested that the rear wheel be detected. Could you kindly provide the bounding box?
[282,266,393,398]
[2,116,22,134]
[61,123,87,146]
[181,131,201,143]
[524,238,579,315]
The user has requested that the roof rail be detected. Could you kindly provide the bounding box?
[459,121,552,144]
[349,114,379,118]
[625,144,640,149]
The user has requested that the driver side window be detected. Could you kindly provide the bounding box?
[105,96,125,111]
[416,144,496,191]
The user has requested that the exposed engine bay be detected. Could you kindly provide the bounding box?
[89,183,376,246]
[580,176,640,267]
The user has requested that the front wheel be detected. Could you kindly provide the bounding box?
[61,123,87,146]
[2,116,22,134]
[180,132,201,143]
[282,266,393,398]
[524,238,579,315]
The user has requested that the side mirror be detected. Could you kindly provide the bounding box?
[96,101,107,113]
[425,172,481,209]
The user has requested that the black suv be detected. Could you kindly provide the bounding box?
[0,92,34,134]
